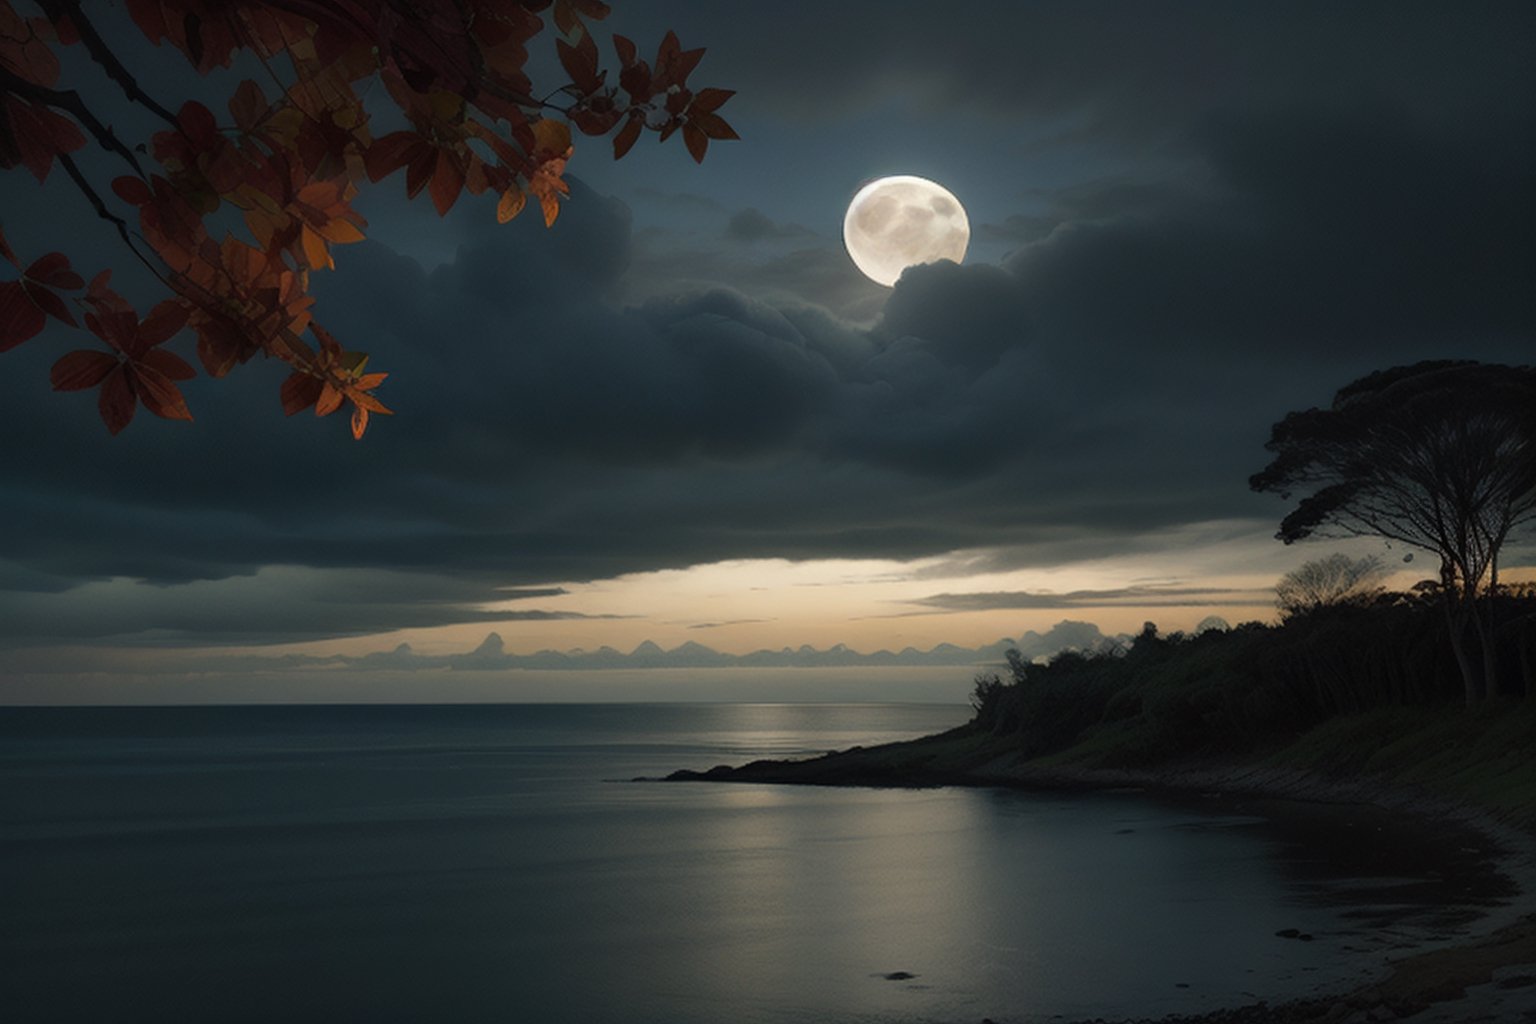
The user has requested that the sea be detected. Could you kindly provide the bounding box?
[0,703,1513,1024]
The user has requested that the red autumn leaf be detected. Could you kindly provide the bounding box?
[0,280,46,351]
[281,371,323,415]
[137,300,190,347]
[84,307,141,354]
[228,79,269,133]
[556,34,602,94]
[20,281,75,326]
[690,88,735,115]
[138,347,196,381]
[7,5,733,439]
[112,176,153,205]
[429,150,465,215]
[50,349,118,391]
[612,113,643,159]
[0,4,61,87]
[613,34,637,66]
[1,97,87,182]
[689,111,739,142]
[682,123,708,164]
[97,365,136,435]
[619,59,652,103]
[195,316,250,378]
[364,131,425,183]
[404,147,437,200]
[132,363,193,421]
[23,252,83,290]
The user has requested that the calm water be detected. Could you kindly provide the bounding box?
[0,703,1506,1023]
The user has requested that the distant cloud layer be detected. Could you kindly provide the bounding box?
[190,620,1120,675]
[913,587,1274,612]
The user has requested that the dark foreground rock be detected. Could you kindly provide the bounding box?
[1047,912,1536,1022]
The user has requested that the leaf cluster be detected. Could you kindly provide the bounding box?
[1250,361,1536,598]
[0,0,735,436]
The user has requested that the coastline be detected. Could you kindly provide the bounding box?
[662,721,1536,1023]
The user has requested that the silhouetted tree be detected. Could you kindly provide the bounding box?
[1274,553,1388,620]
[1251,361,1536,703]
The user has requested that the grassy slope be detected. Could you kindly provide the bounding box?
[678,702,1536,833]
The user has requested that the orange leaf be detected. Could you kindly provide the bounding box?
[315,381,344,416]
[316,218,366,245]
[348,388,391,414]
[300,225,332,270]
[497,186,526,223]
[532,119,573,157]
[50,350,118,391]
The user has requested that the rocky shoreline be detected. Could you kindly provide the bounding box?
[661,725,1536,1024]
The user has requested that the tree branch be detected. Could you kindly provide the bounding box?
[0,65,145,175]
[56,152,169,288]
[38,0,180,127]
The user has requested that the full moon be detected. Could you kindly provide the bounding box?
[843,175,970,287]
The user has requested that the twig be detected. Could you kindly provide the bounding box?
[56,152,169,289]
[0,65,146,175]
[39,0,179,127]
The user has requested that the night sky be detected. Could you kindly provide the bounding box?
[2,1,1533,701]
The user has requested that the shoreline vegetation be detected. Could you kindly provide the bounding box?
[663,598,1536,1024]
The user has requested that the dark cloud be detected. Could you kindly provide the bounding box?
[0,568,626,647]
[621,1,1534,138]
[724,208,813,243]
[912,587,1273,613]
[1,2,1531,651]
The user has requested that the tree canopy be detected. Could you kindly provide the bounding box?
[1251,360,1536,700]
[1274,553,1388,620]
[0,0,735,437]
